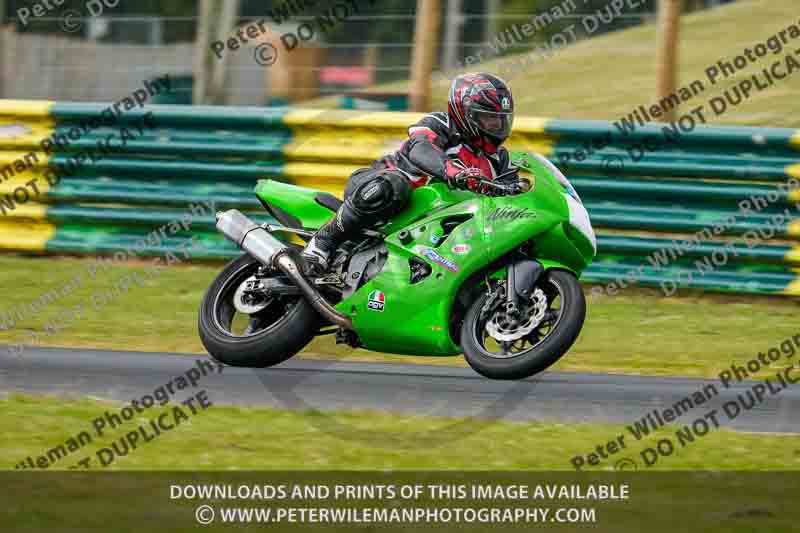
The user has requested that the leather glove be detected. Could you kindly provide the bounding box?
[445,160,484,191]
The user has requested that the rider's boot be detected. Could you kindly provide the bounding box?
[302,170,410,276]
[301,208,350,276]
[301,234,336,276]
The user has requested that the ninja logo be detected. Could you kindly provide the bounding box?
[487,207,536,221]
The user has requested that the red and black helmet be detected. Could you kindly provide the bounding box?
[448,73,514,154]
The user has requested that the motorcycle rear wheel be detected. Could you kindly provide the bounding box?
[460,269,586,380]
[198,253,320,367]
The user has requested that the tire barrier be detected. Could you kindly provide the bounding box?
[0,100,798,296]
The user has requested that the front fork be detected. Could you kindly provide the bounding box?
[505,258,544,316]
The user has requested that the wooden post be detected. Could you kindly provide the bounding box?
[209,0,240,105]
[485,0,501,40]
[442,0,463,71]
[363,44,378,85]
[0,0,6,98]
[0,31,4,99]
[410,0,440,112]
[655,0,683,123]
[193,0,214,105]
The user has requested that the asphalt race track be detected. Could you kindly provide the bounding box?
[1,346,799,434]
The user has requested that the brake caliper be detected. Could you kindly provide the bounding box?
[485,285,548,342]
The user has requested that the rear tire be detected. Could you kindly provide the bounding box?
[460,269,585,380]
[198,253,320,367]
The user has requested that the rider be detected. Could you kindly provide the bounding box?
[302,72,521,273]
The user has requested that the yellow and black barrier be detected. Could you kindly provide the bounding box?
[0,100,798,296]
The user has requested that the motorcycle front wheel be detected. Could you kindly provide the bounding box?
[460,269,586,380]
[198,253,320,367]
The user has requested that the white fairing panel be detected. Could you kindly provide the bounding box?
[532,153,582,204]
[565,194,597,256]
[531,153,595,255]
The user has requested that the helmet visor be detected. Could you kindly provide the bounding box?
[469,109,513,142]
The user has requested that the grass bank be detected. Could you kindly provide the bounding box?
[0,255,797,379]
[4,394,799,471]
[351,0,800,127]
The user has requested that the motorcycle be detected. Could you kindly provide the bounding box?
[198,152,596,380]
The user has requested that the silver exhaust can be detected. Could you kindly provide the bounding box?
[216,209,287,267]
[215,209,354,330]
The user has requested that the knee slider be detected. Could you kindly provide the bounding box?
[342,170,412,231]
[382,171,411,210]
[352,176,394,215]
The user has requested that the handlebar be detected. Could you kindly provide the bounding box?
[477,178,510,193]
[472,178,526,196]
[446,170,530,196]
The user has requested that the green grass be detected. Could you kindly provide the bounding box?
[355,0,800,127]
[0,255,797,379]
[4,394,799,471]
[1,254,798,376]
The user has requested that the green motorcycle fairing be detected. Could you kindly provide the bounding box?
[254,180,336,230]
[254,152,595,356]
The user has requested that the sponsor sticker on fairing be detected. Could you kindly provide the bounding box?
[451,244,470,255]
[367,290,385,312]
[423,248,459,272]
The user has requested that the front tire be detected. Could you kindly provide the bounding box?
[460,269,586,380]
[198,253,320,367]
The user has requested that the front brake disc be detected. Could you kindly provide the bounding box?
[485,287,548,342]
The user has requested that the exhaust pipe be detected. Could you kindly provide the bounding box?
[216,209,286,266]
[216,210,353,330]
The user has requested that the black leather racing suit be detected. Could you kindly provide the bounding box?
[313,112,520,251]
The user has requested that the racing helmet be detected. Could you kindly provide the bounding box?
[448,73,514,154]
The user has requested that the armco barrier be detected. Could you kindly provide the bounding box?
[0,100,799,296]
